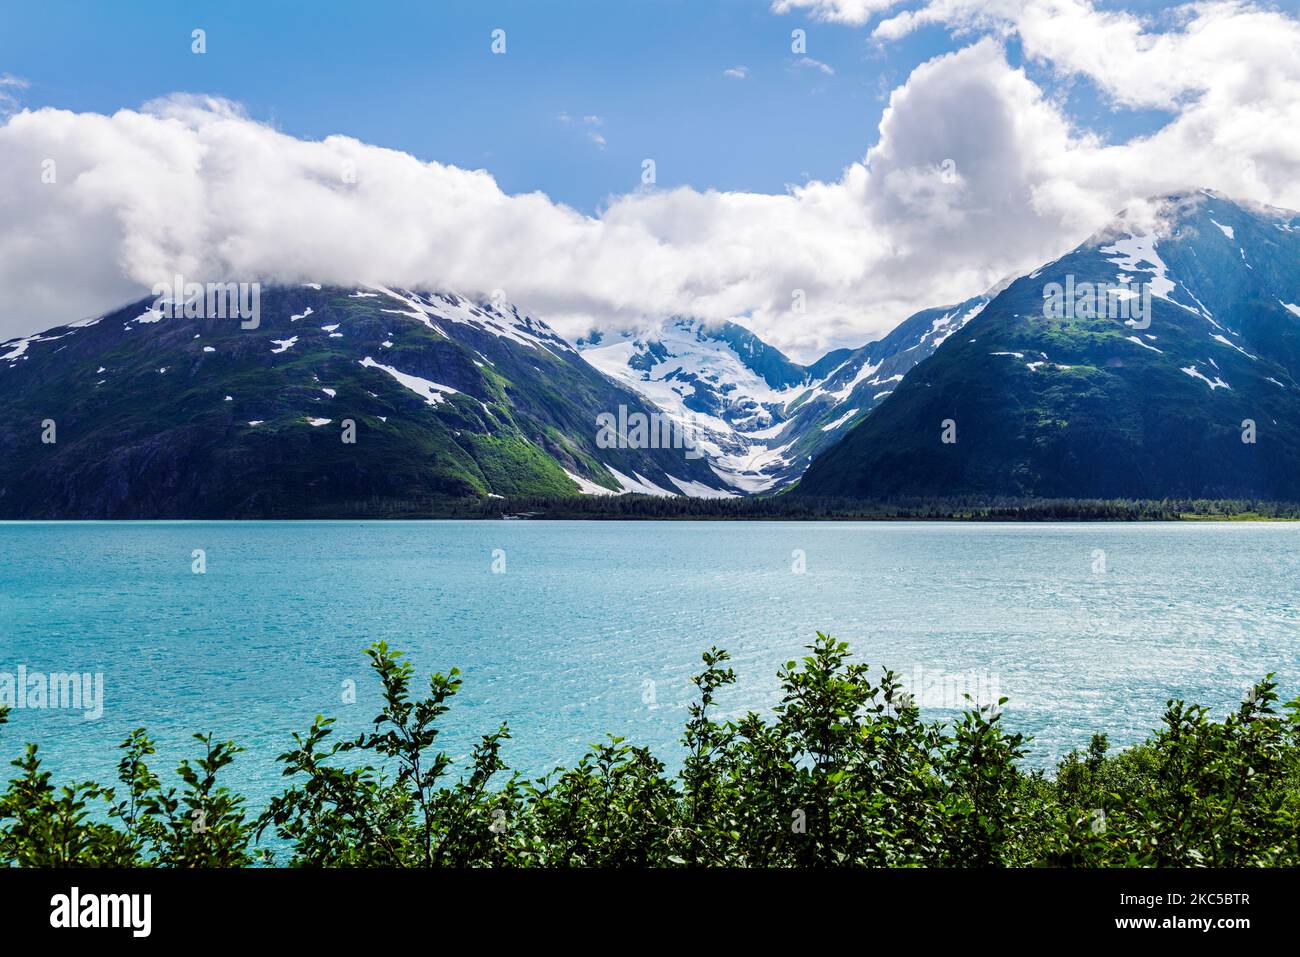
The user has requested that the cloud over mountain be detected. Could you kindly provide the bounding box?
[2,1,1298,360]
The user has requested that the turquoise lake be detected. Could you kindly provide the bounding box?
[0,520,1296,812]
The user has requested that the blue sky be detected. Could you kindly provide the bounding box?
[1,0,1166,214]
[3,0,1298,354]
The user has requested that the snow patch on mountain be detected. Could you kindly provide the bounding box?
[605,465,676,496]
[562,467,616,495]
[1102,232,1177,302]
[1181,364,1231,391]
[1211,334,1258,360]
[1126,336,1163,353]
[367,285,574,355]
[1211,219,1235,240]
[358,356,458,406]
[667,475,738,498]
[821,408,859,432]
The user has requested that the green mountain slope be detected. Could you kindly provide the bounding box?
[796,191,1300,499]
[0,285,727,517]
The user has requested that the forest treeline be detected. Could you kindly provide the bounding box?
[290,494,1300,521]
[2,634,1296,867]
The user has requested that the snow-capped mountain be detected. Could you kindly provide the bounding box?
[0,285,732,517]
[579,318,811,492]
[16,189,1287,516]
[763,288,1000,485]
[798,190,1300,499]
[578,288,1001,492]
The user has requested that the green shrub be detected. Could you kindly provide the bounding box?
[1,634,1296,867]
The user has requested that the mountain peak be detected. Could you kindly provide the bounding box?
[796,188,1300,500]
[0,284,738,516]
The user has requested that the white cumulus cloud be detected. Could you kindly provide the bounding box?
[770,0,900,25]
[1,2,1299,363]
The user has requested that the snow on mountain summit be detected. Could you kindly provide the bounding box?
[576,292,1001,492]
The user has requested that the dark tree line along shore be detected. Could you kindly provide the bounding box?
[249,494,1300,521]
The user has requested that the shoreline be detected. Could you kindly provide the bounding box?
[3,495,1300,522]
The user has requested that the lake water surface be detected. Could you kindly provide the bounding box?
[0,520,1296,809]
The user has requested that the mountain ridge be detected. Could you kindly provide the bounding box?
[577,287,1000,492]
[0,284,734,517]
[6,189,1294,517]
[795,190,1300,500]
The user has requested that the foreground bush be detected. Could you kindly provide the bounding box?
[1,634,1296,866]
